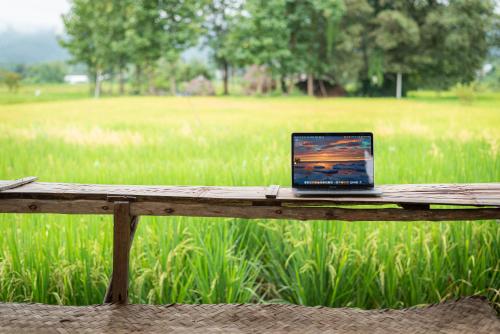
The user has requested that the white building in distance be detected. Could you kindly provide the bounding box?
[64,74,89,84]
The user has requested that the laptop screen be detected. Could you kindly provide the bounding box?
[292,133,374,188]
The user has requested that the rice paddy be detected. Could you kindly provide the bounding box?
[0,93,499,309]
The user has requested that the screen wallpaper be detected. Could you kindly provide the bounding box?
[293,135,373,186]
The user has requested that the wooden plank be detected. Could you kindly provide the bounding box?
[104,201,138,304]
[1,198,499,221]
[265,185,280,199]
[104,214,139,304]
[0,177,37,192]
[0,181,499,206]
[399,203,430,210]
[131,202,500,221]
[0,199,111,214]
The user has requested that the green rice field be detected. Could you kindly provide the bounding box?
[0,92,499,309]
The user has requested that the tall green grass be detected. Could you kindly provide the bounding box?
[0,96,498,308]
[0,84,90,105]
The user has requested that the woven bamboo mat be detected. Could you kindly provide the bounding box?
[0,297,498,334]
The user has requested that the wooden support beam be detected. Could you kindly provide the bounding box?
[400,203,430,210]
[131,202,500,221]
[103,201,140,304]
[1,198,500,221]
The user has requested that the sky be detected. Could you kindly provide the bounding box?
[0,0,208,64]
[0,0,69,33]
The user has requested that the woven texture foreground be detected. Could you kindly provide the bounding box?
[0,297,498,334]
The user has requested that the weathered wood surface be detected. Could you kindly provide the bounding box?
[103,201,139,304]
[0,198,499,221]
[0,177,37,192]
[265,185,280,199]
[0,181,499,221]
[0,181,499,206]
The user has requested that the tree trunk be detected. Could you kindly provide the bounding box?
[170,76,177,96]
[361,32,370,96]
[307,74,314,97]
[89,72,95,96]
[94,69,102,98]
[257,71,264,95]
[135,64,142,95]
[396,72,402,99]
[222,60,229,95]
[280,75,287,94]
[169,61,177,96]
[288,76,295,94]
[319,80,327,97]
[148,66,156,95]
[108,73,113,96]
[119,68,125,95]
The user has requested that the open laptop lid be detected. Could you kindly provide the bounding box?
[292,132,374,189]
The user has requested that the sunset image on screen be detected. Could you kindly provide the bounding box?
[293,135,373,186]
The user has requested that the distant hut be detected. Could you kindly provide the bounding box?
[243,65,276,95]
[296,79,346,97]
[184,75,215,96]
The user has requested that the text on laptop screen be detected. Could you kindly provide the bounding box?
[293,135,373,186]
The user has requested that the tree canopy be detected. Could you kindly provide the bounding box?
[60,0,499,97]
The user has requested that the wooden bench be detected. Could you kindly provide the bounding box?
[0,179,499,305]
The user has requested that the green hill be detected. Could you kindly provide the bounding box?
[0,29,69,65]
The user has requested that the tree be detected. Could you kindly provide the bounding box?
[107,0,133,94]
[124,0,206,95]
[314,0,372,94]
[154,59,214,93]
[61,0,125,97]
[372,10,420,98]
[358,0,420,96]
[230,0,358,96]
[122,1,163,94]
[157,0,207,95]
[25,62,67,83]
[358,0,496,96]
[61,0,205,97]
[234,0,374,96]
[226,0,292,94]
[234,0,352,96]
[60,0,497,97]
[61,0,100,96]
[299,0,346,96]
[0,71,22,92]
[416,0,496,90]
[203,0,243,95]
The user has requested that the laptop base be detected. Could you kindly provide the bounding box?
[293,187,382,197]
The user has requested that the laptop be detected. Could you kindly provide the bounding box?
[292,132,382,196]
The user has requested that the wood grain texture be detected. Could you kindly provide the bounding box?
[103,215,139,304]
[0,177,37,192]
[0,198,499,221]
[0,181,499,206]
[104,202,136,304]
[265,185,280,199]
[131,202,500,221]
[0,199,111,214]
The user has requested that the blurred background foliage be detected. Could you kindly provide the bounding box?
[1,0,499,98]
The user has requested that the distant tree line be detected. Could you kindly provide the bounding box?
[0,62,68,92]
[60,0,499,97]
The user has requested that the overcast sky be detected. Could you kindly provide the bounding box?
[0,0,69,33]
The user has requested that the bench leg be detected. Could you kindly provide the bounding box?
[104,201,140,304]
